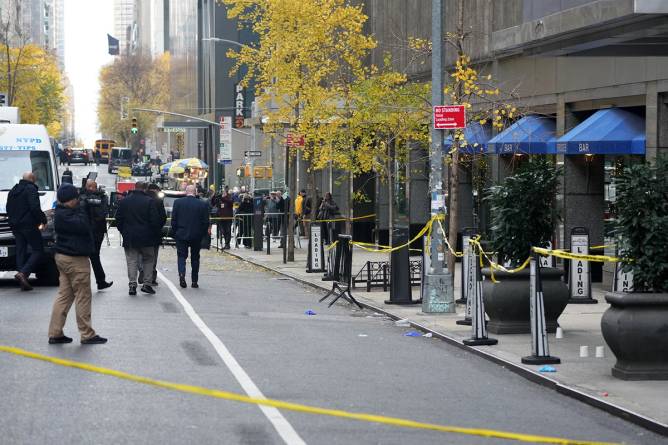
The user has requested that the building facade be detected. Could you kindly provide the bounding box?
[113,0,137,55]
[365,0,668,282]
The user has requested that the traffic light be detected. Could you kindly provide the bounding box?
[131,117,138,134]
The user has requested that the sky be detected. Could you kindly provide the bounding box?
[64,0,114,147]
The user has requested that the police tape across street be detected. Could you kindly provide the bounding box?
[0,345,620,445]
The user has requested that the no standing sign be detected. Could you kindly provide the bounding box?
[433,105,466,130]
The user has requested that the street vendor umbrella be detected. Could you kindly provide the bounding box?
[174,157,209,170]
[160,161,185,175]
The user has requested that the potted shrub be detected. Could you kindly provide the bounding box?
[482,157,569,334]
[601,156,668,380]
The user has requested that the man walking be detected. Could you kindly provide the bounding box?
[115,182,161,295]
[138,183,167,286]
[171,184,210,288]
[80,180,113,290]
[48,183,107,345]
[7,172,47,291]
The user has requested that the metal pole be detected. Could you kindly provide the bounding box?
[422,0,455,313]
[250,121,256,193]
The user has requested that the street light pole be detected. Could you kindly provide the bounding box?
[422,0,455,313]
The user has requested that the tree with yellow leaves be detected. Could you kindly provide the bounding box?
[409,0,520,273]
[221,0,376,259]
[97,53,170,147]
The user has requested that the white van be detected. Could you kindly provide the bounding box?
[0,124,60,284]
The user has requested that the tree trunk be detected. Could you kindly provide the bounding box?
[448,147,460,273]
[347,168,354,235]
[287,149,296,261]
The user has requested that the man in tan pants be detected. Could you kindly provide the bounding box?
[48,183,107,345]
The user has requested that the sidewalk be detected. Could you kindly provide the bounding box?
[223,239,668,436]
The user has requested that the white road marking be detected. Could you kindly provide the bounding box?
[157,271,306,445]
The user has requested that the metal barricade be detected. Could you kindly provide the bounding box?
[234,213,254,248]
[264,212,285,244]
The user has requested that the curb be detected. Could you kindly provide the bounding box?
[223,249,668,437]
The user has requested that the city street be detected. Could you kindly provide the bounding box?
[0,165,663,445]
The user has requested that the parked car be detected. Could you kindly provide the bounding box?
[161,190,186,242]
[68,147,90,165]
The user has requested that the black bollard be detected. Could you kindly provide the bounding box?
[252,196,264,251]
[521,254,560,365]
[385,226,420,305]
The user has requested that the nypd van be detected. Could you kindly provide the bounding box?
[0,124,60,284]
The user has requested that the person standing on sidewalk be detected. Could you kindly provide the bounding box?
[138,183,167,286]
[211,188,233,249]
[80,180,113,290]
[171,184,210,288]
[6,172,47,291]
[48,183,107,345]
[115,181,161,295]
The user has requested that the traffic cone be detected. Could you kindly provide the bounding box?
[463,250,497,346]
[521,253,560,365]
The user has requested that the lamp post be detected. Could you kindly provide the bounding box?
[422,0,455,313]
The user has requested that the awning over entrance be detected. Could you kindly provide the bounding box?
[444,122,491,154]
[555,108,645,155]
[486,115,557,154]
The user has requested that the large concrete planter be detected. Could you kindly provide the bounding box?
[601,292,668,380]
[482,268,569,334]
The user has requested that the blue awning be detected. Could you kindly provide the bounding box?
[486,116,557,154]
[555,108,645,155]
[444,122,492,154]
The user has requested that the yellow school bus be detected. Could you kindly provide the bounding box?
[94,139,115,163]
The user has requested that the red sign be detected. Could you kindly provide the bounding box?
[287,133,305,147]
[433,105,466,130]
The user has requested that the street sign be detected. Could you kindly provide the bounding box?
[569,227,597,304]
[433,105,466,130]
[244,150,262,157]
[160,127,186,133]
[287,133,305,147]
[219,116,232,143]
[219,141,232,164]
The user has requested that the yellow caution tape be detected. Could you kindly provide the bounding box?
[468,238,531,283]
[325,241,339,251]
[312,214,376,223]
[436,219,464,257]
[532,247,620,263]
[0,345,617,445]
[351,241,421,253]
[351,215,442,253]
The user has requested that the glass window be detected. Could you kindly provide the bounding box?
[0,151,55,191]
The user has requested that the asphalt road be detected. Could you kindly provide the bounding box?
[0,165,663,445]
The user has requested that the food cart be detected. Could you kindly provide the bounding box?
[159,158,209,191]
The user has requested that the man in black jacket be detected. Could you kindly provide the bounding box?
[171,184,210,288]
[115,181,162,295]
[81,180,113,290]
[138,183,167,286]
[47,183,107,345]
[6,172,47,291]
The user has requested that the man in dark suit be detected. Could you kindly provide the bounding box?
[115,181,162,295]
[171,184,210,288]
[7,172,47,291]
